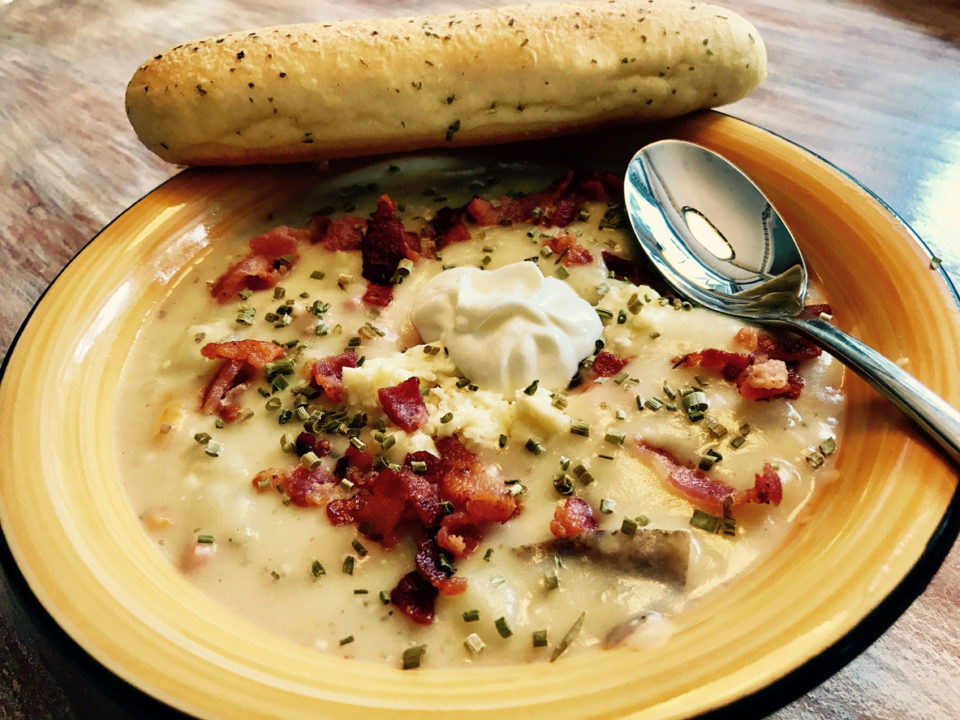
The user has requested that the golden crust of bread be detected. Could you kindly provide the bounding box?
[125,0,766,165]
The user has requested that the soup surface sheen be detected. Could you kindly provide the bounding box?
[118,160,843,668]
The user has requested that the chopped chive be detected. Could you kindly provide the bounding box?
[550,611,585,662]
[349,437,366,452]
[682,391,709,413]
[525,438,545,455]
[353,589,368,595]
[311,560,325,578]
[595,308,614,321]
[483,548,494,562]
[690,509,721,533]
[464,633,486,655]
[707,419,728,438]
[604,429,625,446]
[351,539,368,556]
[722,516,737,536]
[555,266,570,280]
[532,629,548,648]
[379,590,390,604]
[310,270,325,280]
[411,460,428,474]
[523,379,540,395]
[570,420,591,437]
[596,282,610,297]
[600,498,616,514]
[615,409,627,420]
[553,473,574,495]
[620,517,638,537]
[342,556,355,575]
[462,608,480,622]
[439,500,454,515]
[645,397,663,411]
[339,635,354,646]
[698,455,716,471]
[636,514,650,527]
[300,451,321,469]
[401,645,426,669]
[819,437,837,456]
[439,412,454,424]
[498,433,508,448]
[196,534,214,544]
[494,616,513,638]
[635,394,645,411]
[613,371,629,385]
[204,440,223,457]
[257,477,273,489]
[806,452,825,469]
[543,569,560,590]
[730,435,746,448]
[194,432,212,445]
[238,289,253,300]
[551,393,569,410]
[930,256,943,269]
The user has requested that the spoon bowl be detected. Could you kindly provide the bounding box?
[624,139,960,463]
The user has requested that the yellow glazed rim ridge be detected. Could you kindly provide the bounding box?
[0,112,957,719]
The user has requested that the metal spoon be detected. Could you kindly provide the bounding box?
[624,139,960,464]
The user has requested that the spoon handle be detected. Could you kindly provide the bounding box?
[782,316,960,465]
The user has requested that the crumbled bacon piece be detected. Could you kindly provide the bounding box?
[210,226,304,302]
[464,196,503,226]
[390,571,438,625]
[200,340,286,369]
[415,538,468,596]
[309,350,359,403]
[542,197,586,228]
[635,441,782,515]
[543,233,593,266]
[592,351,629,377]
[310,215,366,251]
[436,436,518,525]
[294,432,331,458]
[200,340,285,419]
[362,283,393,307]
[550,497,599,539]
[378,377,429,432]
[601,250,660,288]
[361,194,421,284]
[676,328,819,401]
[735,327,760,351]
[251,464,336,507]
[436,511,485,558]
[803,303,832,318]
[431,206,471,248]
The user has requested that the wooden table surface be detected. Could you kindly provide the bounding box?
[1,0,958,717]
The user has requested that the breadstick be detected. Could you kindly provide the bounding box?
[125,0,766,165]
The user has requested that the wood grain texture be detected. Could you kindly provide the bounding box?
[0,1,957,718]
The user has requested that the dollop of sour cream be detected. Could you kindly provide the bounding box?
[411,262,603,394]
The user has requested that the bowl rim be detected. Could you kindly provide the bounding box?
[0,110,957,719]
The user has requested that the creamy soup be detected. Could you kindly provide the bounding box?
[118,160,843,668]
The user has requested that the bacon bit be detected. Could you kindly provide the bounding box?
[294,432,332,458]
[436,511,485,558]
[542,197,586,228]
[803,303,832,318]
[755,333,822,364]
[390,570,438,625]
[592,351,629,377]
[580,172,621,201]
[465,196,502,226]
[600,250,661,288]
[738,463,783,506]
[436,436,518,525]
[362,283,394,307]
[252,464,336,507]
[678,328,820,401]
[309,350,359,403]
[501,193,543,223]
[310,215,366,251]
[210,225,304,302]
[738,358,789,395]
[635,441,782,515]
[361,194,421,284]
[550,497,599,539]
[735,327,760,351]
[415,538,468,596]
[200,340,286,369]
[431,206,472,248]
[200,341,285,419]
[378,377,429,432]
[543,233,593,265]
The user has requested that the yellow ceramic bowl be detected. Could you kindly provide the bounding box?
[1,112,958,719]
